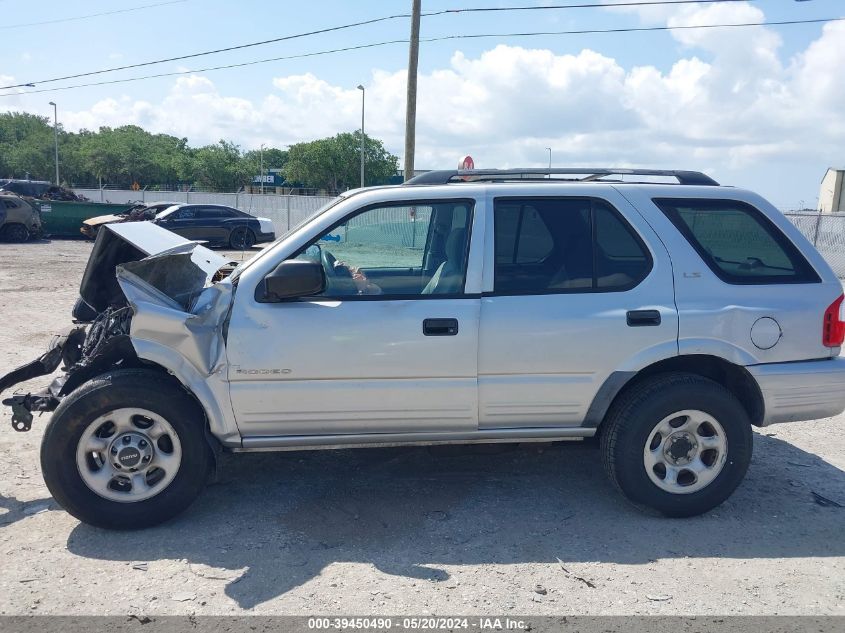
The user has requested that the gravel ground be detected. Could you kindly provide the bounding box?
[0,239,843,616]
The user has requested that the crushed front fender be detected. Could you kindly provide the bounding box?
[116,245,241,445]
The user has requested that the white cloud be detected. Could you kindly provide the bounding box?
[2,4,844,205]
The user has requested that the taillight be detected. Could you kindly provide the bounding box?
[823,294,845,347]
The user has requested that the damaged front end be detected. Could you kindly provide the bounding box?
[1,222,234,434]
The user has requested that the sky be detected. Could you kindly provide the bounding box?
[1,0,844,209]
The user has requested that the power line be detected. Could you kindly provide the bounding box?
[1,14,839,98]
[0,0,187,30]
[0,0,759,90]
[422,15,842,43]
[434,0,756,15]
[0,12,415,90]
[0,40,409,96]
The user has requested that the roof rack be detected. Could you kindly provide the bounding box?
[404,168,719,187]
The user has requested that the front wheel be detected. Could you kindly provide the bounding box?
[41,369,213,529]
[600,373,752,517]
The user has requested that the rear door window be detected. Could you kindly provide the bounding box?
[654,198,819,284]
[493,198,651,294]
[594,203,652,289]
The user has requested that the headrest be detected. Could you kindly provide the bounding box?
[446,228,467,263]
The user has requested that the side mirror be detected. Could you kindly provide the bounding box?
[257,259,325,302]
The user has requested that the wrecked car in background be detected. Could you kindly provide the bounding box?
[0,178,52,198]
[0,180,85,201]
[0,192,43,241]
[80,201,178,239]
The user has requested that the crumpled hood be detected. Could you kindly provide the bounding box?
[80,221,228,312]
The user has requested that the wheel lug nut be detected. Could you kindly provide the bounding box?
[138,440,147,448]
[111,446,118,454]
[122,436,131,444]
[142,456,151,463]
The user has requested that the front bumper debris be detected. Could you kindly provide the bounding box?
[0,327,85,431]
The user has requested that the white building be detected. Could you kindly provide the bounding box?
[818,168,845,213]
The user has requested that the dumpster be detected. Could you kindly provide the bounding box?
[33,201,133,238]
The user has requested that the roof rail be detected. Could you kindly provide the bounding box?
[404,168,719,187]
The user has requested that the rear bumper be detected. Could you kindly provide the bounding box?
[256,231,275,243]
[748,357,845,426]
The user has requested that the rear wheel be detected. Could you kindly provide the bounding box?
[41,369,213,529]
[600,373,752,517]
[3,223,29,242]
[229,227,255,249]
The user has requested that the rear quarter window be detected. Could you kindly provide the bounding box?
[653,198,819,284]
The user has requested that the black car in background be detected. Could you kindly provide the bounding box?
[153,204,275,249]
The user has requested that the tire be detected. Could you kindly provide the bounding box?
[600,373,752,518]
[229,227,255,249]
[40,368,213,530]
[3,223,30,242]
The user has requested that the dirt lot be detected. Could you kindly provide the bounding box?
[0,239,843,616]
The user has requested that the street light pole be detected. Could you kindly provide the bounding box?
[260,143,265,195]
[49,102,59,185]
[357,85,365,188]
[545,147,552,169]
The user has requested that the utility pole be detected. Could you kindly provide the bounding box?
[49,102,59,185]
[357,84,365,188]
[403,0,421,182]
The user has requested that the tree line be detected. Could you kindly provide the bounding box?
[0,112,399,193]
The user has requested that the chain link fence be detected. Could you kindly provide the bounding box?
[783,212,845,279]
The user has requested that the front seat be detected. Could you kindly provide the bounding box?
[422,228,467,295]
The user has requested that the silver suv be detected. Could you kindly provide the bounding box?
[3,167,844,529]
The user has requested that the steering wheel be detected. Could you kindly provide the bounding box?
[320,248,351,278]
[319,246,357,295]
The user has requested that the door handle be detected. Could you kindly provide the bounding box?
[423,318,459,336]
[626,310,662,327]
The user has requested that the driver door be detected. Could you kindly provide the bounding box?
[226,199,483,439]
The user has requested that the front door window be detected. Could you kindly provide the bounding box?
[291,201,473,297]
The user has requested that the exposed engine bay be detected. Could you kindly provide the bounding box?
[0,222,233,433]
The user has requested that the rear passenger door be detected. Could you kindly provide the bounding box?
[478,190,678,429]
